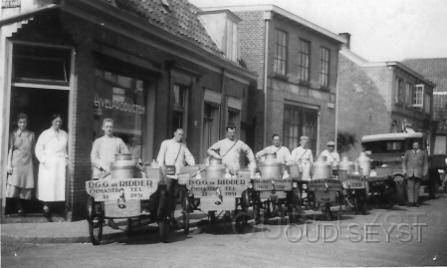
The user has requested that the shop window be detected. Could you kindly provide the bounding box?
[283,104,318,153]
[273,29,287,76]
[93,68,146,159]
[12,44,71,85]
[202,102,220,159]
[298,39,311,82]
[228,108,240,128]
[172,84,189,132]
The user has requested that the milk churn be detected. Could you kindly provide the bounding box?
[358,152,371,177]
[206,157,226,180]
[259,153,282,179]
[338,156,352,181]
[111,154,136,179]
[312,159,332,180]
[286,160,301,180]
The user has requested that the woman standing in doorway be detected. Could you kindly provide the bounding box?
[35,114,68,216]
[6,113,35,215]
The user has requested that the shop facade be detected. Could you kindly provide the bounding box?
[0,0,256,221]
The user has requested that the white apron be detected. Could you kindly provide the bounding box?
[35,128,68,202]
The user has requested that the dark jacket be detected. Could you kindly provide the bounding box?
[402,149,428,179]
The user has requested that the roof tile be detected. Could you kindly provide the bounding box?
[114,0,223,56]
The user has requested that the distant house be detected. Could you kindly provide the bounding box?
[337,34,435,159]
[197,4,345,156]
[402,58,447,154]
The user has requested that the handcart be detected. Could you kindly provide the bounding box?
[365,175,396,208]
[180,169,252,233]
[307,179,343,220]
[249,178,301,223]
[85,167,189,245]
[340,174,368,214]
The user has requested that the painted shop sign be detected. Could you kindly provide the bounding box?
[187,173,250,198]
[252,179,293,191]
[93,96,145,115]
[85,178,158,201]
[2,0,20,8]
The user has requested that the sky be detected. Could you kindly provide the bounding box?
[190,0,447,62]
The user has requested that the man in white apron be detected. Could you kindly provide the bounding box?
[256,134,291,165]
[290,136,314,181]
[90,118,129,179]
[207,125,256,175]
[156,128,195,225]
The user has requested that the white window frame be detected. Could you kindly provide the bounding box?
[413,84,424,108]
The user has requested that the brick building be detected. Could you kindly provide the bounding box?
[402,58,447,154]
[0,0,256,221]
[198,4,345,156]
[337,35,435,159]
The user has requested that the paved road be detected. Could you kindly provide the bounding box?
[3,195,447,268]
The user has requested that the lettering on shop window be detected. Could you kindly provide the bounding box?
[2,0,20,8]
[93,96,145,115]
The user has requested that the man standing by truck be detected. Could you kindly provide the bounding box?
[402,141,428,207]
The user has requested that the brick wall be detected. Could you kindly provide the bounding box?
[337,53,392,159]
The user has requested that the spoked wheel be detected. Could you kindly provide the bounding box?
[157,188,170,243]
[181,212,189,235]
[232,211,248,233]
[289,205,301,223]
[322,203,333,221]
[208,211,217,225]
[180,188,190,235]
[158,219,170,243]
[87,197,103,246]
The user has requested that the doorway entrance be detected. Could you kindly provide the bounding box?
[6,87,69,218]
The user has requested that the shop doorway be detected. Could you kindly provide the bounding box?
[6,87,69,217]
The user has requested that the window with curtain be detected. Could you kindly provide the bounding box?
[283,104,318,153]
[273,29,288,75]
[319,47,330,88]
[395,78,404,104]
[172,83,189,133]
[405,82,412,105]
[413,84,424,107]
[202,102,220,160]
[298,39,311,82]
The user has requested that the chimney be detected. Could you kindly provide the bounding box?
[339,32,351,49]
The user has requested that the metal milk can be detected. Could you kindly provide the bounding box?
[358,152,371,177]
[338,156,353,181]
[111,154,136,179]
[312,159,332,180]
[206,157,226,180]
[259,153,282,179]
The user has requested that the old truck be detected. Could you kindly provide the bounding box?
[361,132,439,206]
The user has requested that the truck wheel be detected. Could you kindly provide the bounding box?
[393,175,406,205]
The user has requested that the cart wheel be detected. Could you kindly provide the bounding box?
[87,197,103,245]
[182,211,190,235]
[322,203,333,221]
[126,218,133,235]
[289,205,301,223]
[158,219,170,243]
[253,203,261,224]
[208,211,217,225]
[233,212,248,233]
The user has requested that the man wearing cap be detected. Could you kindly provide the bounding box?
[255,134,291,165]
[290,136,314,181]
[319,141,340,168]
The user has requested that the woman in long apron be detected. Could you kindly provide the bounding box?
[35,114,68,215]
[6,113,35,215]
